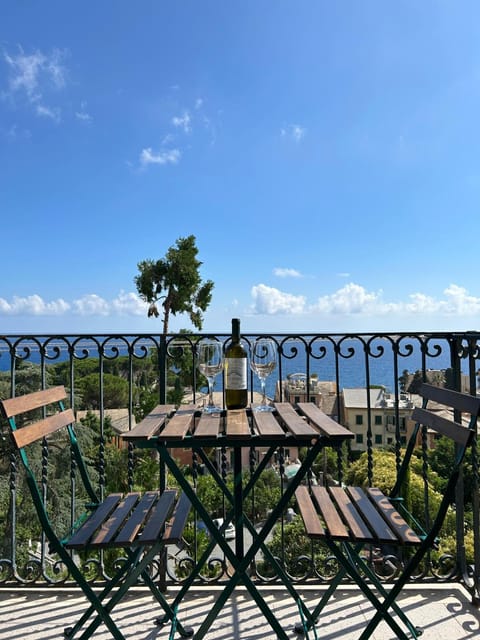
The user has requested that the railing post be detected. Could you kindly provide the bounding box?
[159,334,167,404]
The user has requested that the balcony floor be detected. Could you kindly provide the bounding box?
[1,584,479,639]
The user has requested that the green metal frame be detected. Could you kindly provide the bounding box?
[6,402,193,640]
[296,389,479,640]
[147,430,340,640]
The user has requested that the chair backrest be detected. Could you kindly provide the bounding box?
[391,383,480,538]
[2,386,75,448]
[0,386,98,539]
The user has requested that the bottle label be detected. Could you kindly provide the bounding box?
[225,358,247,390]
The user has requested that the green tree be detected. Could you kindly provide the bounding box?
[77,373,129,409]
[135,235,214,333]
[407,370,424,394]
[399,369,409,393]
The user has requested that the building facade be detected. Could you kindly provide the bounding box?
[341,388,420,452]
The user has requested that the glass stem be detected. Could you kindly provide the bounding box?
[208,378,214,407]
[261,378,267,405]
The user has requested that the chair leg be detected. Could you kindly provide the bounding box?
[322,541,417,640]
[60,549,129,640]
[62,542,192,640]
[357,544,429,640]
[344,544,421,639]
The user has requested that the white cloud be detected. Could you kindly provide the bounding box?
[111,291,146,315]
[3,124,31,140]
[75,101,92,123]
[273,267,302,278]
[0,292,149,318]
[281,123,306,142]
[195,98,203,109]
[73,294,110,316]
[249,282,480,320]
[251,284,306,315]
[172,110,191,133]
[315,283,380,314]
[3,46,67,118]
[36,104,61,122]
[140,147,181,167]
[0,294,70,315]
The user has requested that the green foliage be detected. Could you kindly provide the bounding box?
[77,373,129,409]
[407,370,424,394]
[345,449,398,492]
[194,474,225,516]
[79,411,116,447]
[135,234,214,333]
[428,435,476,506]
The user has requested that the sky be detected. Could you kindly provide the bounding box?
[1,1,480,336]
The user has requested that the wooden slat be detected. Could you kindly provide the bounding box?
[139,490,177,545]
[113,492,159,546]
[91,493,141,547]
[420,383,480,416]
[346,487,398,543]
[13,409,75,448]
[367,488,421,545]
[1,386,67,419]
[412,407,472,446]
[164,492,192,544]
[122,405,174,440]
[274,403,318,438]
[161,405,196,440]
[194,413,221,438]
[328,486,373,542]
[226,409,250,438]
[252,411,285,438]
[295,486,325,538]
[311,486,349,539]
[297,403,354,440]
[66,494,123,549]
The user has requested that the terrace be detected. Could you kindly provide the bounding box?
[1,330,480,639]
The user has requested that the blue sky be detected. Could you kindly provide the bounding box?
[1,2,480,335]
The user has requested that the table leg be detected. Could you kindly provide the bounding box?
[233,447,244,560]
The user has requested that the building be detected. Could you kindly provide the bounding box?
[341,388,420,452]
[278,373,339,419]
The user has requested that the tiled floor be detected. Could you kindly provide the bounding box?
[1,584,479,639]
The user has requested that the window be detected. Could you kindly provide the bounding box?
[355,414,363,425]
[374,415,383,426]
[356,434,364,444]
[375,434,382,445]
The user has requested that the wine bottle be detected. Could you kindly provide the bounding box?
[225,318,248,409]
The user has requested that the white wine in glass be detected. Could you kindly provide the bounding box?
[197,339,224,413]
[250,338,277,411]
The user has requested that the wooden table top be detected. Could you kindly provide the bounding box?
[123,402,353,446]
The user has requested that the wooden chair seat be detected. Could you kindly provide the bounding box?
[0,387,193,640]
[296,485,421,546]
[294,383,480,640]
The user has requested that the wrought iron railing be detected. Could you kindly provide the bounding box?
[0,331,478,602]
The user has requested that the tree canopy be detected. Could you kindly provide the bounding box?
[135,235,214,333]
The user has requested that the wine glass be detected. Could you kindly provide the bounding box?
[197,339,224,413]
[250,338,277,411]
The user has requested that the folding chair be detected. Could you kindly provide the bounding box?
[0,386,193,640]
[295,383,480,639]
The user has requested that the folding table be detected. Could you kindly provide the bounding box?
[124,402,353,639]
